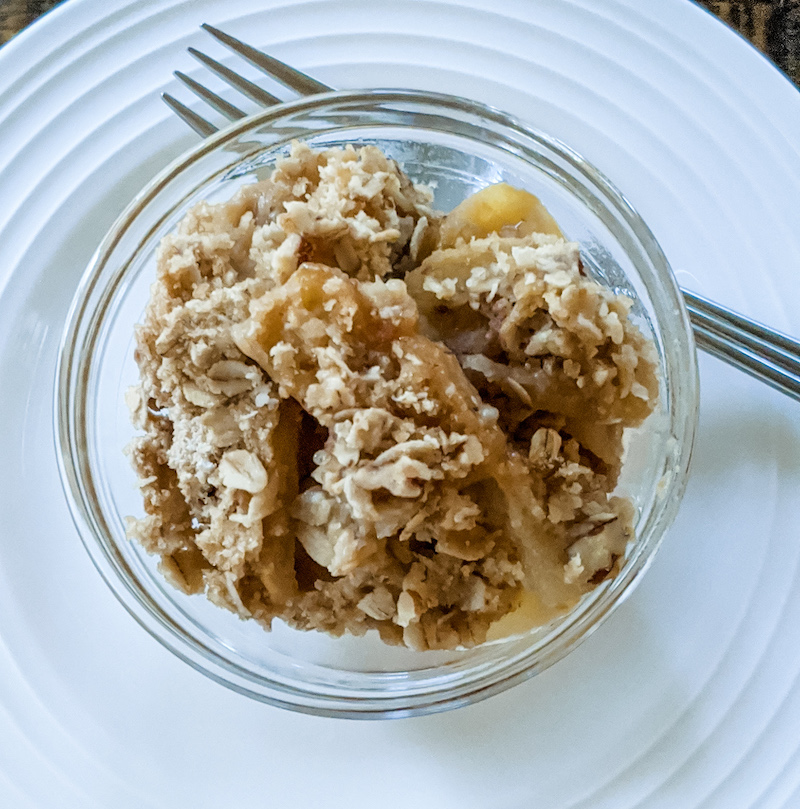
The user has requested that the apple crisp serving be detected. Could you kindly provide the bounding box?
[126,142,658,651]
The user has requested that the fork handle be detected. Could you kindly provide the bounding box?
[682,288,800,402]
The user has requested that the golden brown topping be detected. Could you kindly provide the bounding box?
[126,143,657,650]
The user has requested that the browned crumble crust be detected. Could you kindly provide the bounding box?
[126,143,658,651]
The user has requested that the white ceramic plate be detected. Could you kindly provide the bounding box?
[2,1,800,806]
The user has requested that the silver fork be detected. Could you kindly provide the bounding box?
[163,24,800,403]
[163,24,331,137]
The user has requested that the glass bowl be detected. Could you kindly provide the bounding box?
[56,90,698,718]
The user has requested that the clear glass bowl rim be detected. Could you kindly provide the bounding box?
[55,88,699,718]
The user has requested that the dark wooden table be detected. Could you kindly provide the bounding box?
[2,0,800,86]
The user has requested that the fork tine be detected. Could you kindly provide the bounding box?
[201,23,333,96]
[174,71,247,121]
[162,93,219,137]
[188,47,283,107]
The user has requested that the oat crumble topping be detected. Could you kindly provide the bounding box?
[126,143,657,651]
